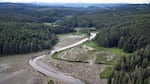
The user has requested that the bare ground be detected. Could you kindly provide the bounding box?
[43,57,107,84]
[41,43,109,84]
[0,50,68,84]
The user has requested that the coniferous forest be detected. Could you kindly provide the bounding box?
[0,3,77,55]
[0,3,149,84]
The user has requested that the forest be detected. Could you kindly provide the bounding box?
[108,46,150,84]
[0,3,78,55]
[0,22,58,55]
[0,3,149,84]
[93,4,150,84]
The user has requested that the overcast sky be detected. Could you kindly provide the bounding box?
[0,0,149,3]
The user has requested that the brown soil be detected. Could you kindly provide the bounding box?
[41,43,109,84]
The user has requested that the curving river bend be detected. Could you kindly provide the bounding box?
[29,33,96,84]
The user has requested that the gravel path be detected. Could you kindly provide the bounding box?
[29,33,96,84]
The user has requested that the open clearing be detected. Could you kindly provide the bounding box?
[43,43,108,84]
[49,41,131,83]
[46,41,117,84]
[0,50,51,84]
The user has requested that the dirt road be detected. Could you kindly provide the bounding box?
[29,33,96,84]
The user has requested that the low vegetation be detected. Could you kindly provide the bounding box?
[86,41,131,64]
[52,48,89,63]
[48,80,54,84]
[100,67,113,79]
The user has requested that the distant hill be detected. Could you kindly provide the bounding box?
[34,3,124,8]
[1,2,148,8]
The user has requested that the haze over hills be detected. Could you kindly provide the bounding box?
[33,3,125,8]
[0,2,149,8]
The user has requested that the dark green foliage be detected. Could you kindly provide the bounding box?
[60,4,150,28]
[0,3,78,55]
[47,26,75,34]
[0,3,88,23]
[95,10,150,52]
[108,46,150,84]
[95,18,150,53]
[48,80,54,84]
[0,22,58,55]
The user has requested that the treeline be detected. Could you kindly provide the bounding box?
[108,46,150,84]
[0,3,87,23]
[95,20,150,53]
[0,22,58,55]
[60,4,150,29]
[47,26,75,34]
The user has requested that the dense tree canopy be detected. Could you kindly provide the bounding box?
[95,21,150,53]
[0,22,58,55]
[0,3,78,55]
[60,4,150,29]
[108,46,150,84]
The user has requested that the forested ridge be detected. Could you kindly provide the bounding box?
[60,4,150,28]
[0,3,88,23]
[93,4,150,84]
[0,3,78,55]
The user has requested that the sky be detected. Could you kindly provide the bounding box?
[0,0,149,3]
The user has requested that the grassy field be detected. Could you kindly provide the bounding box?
[100,67,113,79]
[52,47,89,63]
[86,41,132,59]
[85,41,133,79]
[86,41,131,56]
[95,53,108,64]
